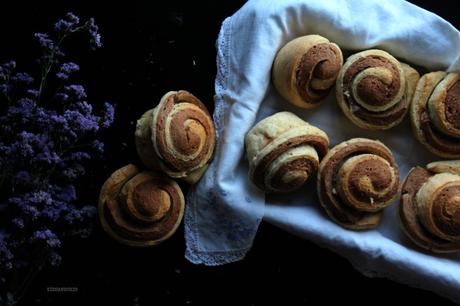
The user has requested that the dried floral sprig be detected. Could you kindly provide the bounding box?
[0,12,113,303]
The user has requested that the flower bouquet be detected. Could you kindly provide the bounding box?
[0,13,114,304]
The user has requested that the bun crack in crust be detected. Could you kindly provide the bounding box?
[272,35,343,109]
[411,72,460,158]
[135,90,216,184]
[336,49,420,130]
[98,164,185,246]
[400,160,460,252]
[245,112,329,193]
[317,138,400,230]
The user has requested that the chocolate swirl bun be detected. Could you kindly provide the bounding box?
[98,164,185,246]
[336,49,420,130]
[135,90,216,184]
[400,160,460,252]
[245,112,329,193]
[317,138,400,230]
[272,35,343,109]
[411,72,460,158]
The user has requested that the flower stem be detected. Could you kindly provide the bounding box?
[37,33,67,104]
[12,257,45,304]
[36,23,89,105]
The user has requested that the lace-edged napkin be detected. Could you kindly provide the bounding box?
[184,0,460,302]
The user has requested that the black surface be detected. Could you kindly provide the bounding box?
[0,1,458,305]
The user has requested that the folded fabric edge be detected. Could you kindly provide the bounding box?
[185,246,250,266]
[184,16,246,266]
[184,184,252,265]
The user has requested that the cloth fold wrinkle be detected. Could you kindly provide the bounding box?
[185,0,460,302]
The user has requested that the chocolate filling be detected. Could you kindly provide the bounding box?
[253,135,328,190]
[342,56,406,126]
[445,80,460,130]
[419,106,460,155]
[356,76,396,107]
[295,43,341,103]
[319,141,397,225]
[131,180,169,221]
[155,91,215,172]
[347,159,395,203]
[104,177,183,242]
[400,167,460,251]
[433,184,460,237]
[170,110,204,156]
[270,158,315,191]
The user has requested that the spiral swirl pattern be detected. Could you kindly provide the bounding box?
[98,164,185,247]
[337,49,419,130]
[245,112,329,193]
[272,35,343,109]
[317,138,399,230]
[417,173,460,242]
[400,161,460,252]
[135,90,216,184]
[411,72,460,158]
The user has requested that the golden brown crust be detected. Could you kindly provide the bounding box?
[410,72,460,158]
[135,90,216,184]
[336,50,419,130]
[135,109,162,171]
[98,164,185,247]
[399,164,460,253]
[416,173,460,242]
[317,138,399,230]
[272,35,343,109]
[245,112,329,193]
[427,160,460,175]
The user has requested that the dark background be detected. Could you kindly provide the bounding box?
[0,1,458,305]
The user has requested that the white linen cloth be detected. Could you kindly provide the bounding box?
[184,0,460,302]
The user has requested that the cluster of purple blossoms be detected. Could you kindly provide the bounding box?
[0,12,114,300]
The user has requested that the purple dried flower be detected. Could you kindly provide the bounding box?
[87,18,102,49]
[11,132,35,157]
[34,33,54,50]
[56,62,79,80]
[72,101,93,114]
[12,218,24,229]
[7,98,36,122]
[0,12,114,293]
[52,185,76,203]
[68,151,91,162]
[92,139,104,154]
[64,109,99,133]
[31,191,53,206]
[9,132,51,160]
[55,92,69,102]
[65,12,80,25]
[14,171,32,186]
[36,148,60,166]
[101,102,115,128]
[27,89,39,98]
[0,84,9,95]
[11,72,34,85]
[31,229,61,248]
[3,61,16,70]
[61,164,85,180]
[64,84,86,100]
[54,19,72,33]
[64,205,96,225]
[0,232,13,270]
[41,205,65,222]
[9,195,40,219]
[55,12,81,33]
